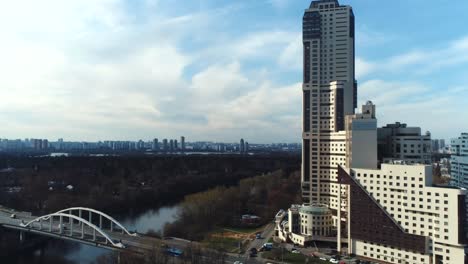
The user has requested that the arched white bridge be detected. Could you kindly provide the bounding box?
[17,207,137,249]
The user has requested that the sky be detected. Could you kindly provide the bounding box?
[0,0,467,143]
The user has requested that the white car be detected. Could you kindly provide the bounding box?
[329,258,339,263]
[115,242,126,249]
[320,257,327,261]
[10,213,16,219]
[233,261,243,264]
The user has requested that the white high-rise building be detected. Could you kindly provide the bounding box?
[450,132,468,232]
[450,133,468,188]
[301,0,357,207]
[277,1,468,263]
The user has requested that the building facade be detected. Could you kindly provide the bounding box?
[450,133,468,188]
[280,1,468,263]
[339,164,467,264]
[181,136,185,151]
[301,0,356,211]
[378,122,432,165]
[450,132,468,236]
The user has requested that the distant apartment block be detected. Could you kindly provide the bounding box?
[450,133,468,187]
[378,122,432,165]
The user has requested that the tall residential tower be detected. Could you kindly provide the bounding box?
[276,2,468,263]
[302,0,357,205]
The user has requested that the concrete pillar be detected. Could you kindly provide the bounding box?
[110,222,113,232]
[347,186,352,255]
[89,212,92,224]
[70,217,74,236]
[59,215,63,234]
[337,182,342,254]
[49,216,53,232]
[99,215,102,229]
[69,210,72,225]
[19,231,25,242]
[93,229,96,241]
[39,219,42,230]
[81,222,84,239]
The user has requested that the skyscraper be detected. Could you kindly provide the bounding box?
[240,138,245,154]
[163,139,168,152]
[301,0,356,205]
[181,136,185,151]
[152,138,159,151]
[276,2,468,263]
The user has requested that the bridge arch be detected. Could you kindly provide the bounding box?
[55,207,137,236]
[20,212,126,248]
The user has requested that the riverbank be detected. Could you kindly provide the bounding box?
[164,169,301,241]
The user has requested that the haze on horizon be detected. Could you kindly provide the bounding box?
[0,0,467,143]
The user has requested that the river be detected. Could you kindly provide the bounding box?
[9,205,180,264]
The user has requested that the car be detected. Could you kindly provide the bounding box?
[291,249,300,254]
[10,214,16,219]
[234,261,243,264]
[250,248,258,254]
[256,233,262,239]
[115,242,126,249]
[320,257,327,261]
[329,258,339,263]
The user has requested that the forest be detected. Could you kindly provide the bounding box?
[0,154,300,215]
[164,169,301,240]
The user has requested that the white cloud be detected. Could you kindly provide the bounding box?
[359,80,468,139]
[357,35,468,78]
[0,0,303,142]
[278,34,302,70]
[356,26,393,46]
[355,57,376,79]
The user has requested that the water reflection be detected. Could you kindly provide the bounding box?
[10,205,179,264]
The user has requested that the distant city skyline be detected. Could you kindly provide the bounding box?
[0,0,467,142]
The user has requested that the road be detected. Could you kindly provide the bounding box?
[0,208,270,263]
[239,223,276,263]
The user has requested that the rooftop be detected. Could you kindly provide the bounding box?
[299,204,331,215]
[310,0,340,9]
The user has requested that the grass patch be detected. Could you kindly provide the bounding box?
[202,235,243,253]
[262,251,329,264]
[221,226,264,234]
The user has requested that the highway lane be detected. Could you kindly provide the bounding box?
[244,223,275,255]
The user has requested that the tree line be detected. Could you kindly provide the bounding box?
[0,155,300,216]
[164,169,301,241]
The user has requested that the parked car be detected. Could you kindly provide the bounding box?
[10,214,16,219]
[329,258,339,264]
[256,232,262,239]
[291,249,300,254]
